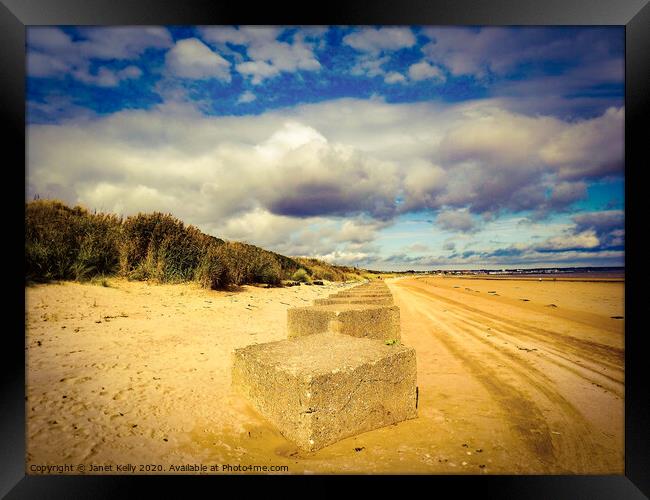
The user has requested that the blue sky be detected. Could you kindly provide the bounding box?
[26,26,624,270]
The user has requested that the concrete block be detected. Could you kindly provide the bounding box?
[314,297,394,306]
[332,292,393,299]
[287,304,400,341]
[232,333,417,451]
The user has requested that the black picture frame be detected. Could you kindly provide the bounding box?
[4,0,648,497]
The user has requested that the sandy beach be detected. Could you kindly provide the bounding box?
[25,275,624,474]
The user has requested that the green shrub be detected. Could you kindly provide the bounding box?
[194,243,230,289]
[119,212,209,282]
[252,252,282,285]
[25,199,369,289]
[25,200,121,282]
[291,268,311,283]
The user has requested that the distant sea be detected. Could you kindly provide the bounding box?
[447,267,625,281]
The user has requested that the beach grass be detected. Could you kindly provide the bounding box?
[25,199,374,289]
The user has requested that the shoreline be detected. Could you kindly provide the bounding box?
[435,275,624,283]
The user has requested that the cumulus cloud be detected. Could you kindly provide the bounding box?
[27,97,624,267]
[420,27,519,78]
[27,27,172,86]
[343,27,416,53]
[93,66,143,86]
[408,61,445,82]
[165,38,231,81]
[540,107,624,180]
[572,210,624,248]
[436,210,478,233]
[384,72,407,84]
[573,210,623,234]
[237,90,257,104]
[420,27,623,81]
[535,230,600,252]
[549,181,588,206]
[199,26,321,84]
[27,97,624,221]
[350,54,390,78]
[344,27,416,84]
[254,123,399,219]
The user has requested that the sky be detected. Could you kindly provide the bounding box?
[26,26,625,270]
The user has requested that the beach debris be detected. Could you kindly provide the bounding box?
[354,447,365,452]
[545,304,558,308]
[610,316,624,320]
[516,346,537,352]
[519,298,530,302]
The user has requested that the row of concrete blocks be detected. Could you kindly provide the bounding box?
[231,280,418,451]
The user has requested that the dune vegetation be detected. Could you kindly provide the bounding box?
[25,199,373,289]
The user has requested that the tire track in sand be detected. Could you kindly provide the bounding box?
[389,279,622,473]
[401,284,624,398]
[401,280,623,376]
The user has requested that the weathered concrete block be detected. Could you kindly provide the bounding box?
[332,292,393,299]
[314,297,394,306]
[287,304,400,341]
[232,333,417,451]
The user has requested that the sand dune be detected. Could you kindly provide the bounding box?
[25,275,623,474]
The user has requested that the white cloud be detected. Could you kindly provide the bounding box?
[540,107,624,179]
[200,26,321,84]
[343,27,416,53]
[384,71,407,84]
[350,55,390,78]
[165,38,231,81]
[74,27,173,59]
[420,27,511,77]
[27,97,624,265]
[408,61,445,82]
[236,60,280,84]
[237,91,257,104]
[344,27,416,85]
[436,209,478,233]
[27,27,172,86]
[536,230,600,251]
[73,65,143,87]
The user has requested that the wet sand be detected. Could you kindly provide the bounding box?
[25,275,624,474]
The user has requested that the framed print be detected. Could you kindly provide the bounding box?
[4,0,649,497]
